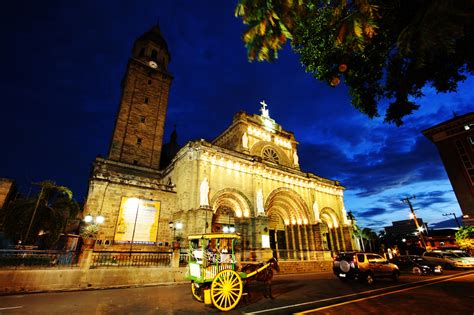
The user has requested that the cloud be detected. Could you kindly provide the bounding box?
[357,207,388,218]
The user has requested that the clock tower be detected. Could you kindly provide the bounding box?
[108,25,172,169]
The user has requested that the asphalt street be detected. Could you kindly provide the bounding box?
[0,270,472,315]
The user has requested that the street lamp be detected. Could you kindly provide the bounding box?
[84,215,104,224]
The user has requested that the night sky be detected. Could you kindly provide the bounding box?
[1,1,472,231]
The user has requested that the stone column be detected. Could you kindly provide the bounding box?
[309,224,317,260]
[284,225,290,260]
[302,225,309,260]
[290,225,297,260]
[296,225,303,260]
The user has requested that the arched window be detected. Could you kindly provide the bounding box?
[151,49,158,61]
[138,48,145,57]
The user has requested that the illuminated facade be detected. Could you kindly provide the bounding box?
[84,25,355,262]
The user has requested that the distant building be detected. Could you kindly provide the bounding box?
[384,219,427,238]
[424,229,459,251]
[423,112,474,226]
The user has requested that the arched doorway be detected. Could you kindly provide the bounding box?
[212,206,235,233]
[320,208,341,255]
[265,188,313,260]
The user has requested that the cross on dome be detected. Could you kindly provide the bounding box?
[259,100,270,118]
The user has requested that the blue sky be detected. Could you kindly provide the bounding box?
[1,1,472,231]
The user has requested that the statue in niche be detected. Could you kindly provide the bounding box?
[293,151,299,166]
[242,132,249,149]
[313,199,321,222]
[256,189,264,215]
[200,178,209,207]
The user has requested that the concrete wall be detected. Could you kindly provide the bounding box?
[0,267,187,295]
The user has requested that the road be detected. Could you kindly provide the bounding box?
[0,270,472,314]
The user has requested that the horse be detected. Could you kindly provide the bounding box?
[241,257,280,300]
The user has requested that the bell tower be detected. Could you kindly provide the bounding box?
[108,24,172,169]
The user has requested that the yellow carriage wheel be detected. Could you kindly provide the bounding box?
[210,269,243,311]
[191,281,203,302]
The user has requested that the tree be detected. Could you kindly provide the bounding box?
[235,0,474,125]
[455,226,474,255]
[1,181,80,248]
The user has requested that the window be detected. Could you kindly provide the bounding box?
[144,97,149,104]
[455,140,474,184]
[151,49,158,61]
[262,147,280,164]
[138,48,145,57]
[357,254,365,262]
[140,116,146,123]
[148,79,152,85]
[133,160,138,165]
[137,137,142,145]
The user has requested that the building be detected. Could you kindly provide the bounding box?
[83,25,355,264]
[423,112,474,226]
[384,219,428,238]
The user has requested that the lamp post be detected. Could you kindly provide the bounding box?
[82,214,105,248]
[169,221,182,248]
[129,199,141,256]
[442,212,461,228]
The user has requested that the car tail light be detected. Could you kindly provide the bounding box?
[353,255,357,263]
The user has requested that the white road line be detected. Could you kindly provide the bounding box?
[296,272,474,314]
[0,306,23,310]
[243,271,474,315]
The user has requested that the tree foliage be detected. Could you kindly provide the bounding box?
[235,0,474,125]
[455,225,474,253]
[1,181,80,248]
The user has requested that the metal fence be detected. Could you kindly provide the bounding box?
[0,250,79,268]
[179,251,188,267]
[90,251,172,268]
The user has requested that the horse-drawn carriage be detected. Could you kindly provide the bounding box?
[185,233,279,311]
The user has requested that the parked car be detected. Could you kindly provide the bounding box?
[333,252,400,285]
[397,255,443,275]
[422,251,474,269]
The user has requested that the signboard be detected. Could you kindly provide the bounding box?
[114,197,160,243]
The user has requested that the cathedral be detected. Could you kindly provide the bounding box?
[83,25,356,264]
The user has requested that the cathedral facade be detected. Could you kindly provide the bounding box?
[84,25,355,263]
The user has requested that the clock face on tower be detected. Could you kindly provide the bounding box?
[148,61,158,69]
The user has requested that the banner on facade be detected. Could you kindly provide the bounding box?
[114,197,160,243]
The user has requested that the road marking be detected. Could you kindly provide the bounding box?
[0,306,23,310]
[244,271,474,315]
[296,273,474,314]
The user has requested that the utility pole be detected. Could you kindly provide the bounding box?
[443,212,461,228]
[401,196,427,249]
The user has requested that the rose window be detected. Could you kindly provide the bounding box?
[262,147,279,164]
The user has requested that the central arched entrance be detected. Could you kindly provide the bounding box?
[265,188,314,260]
[212,206,235,233]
